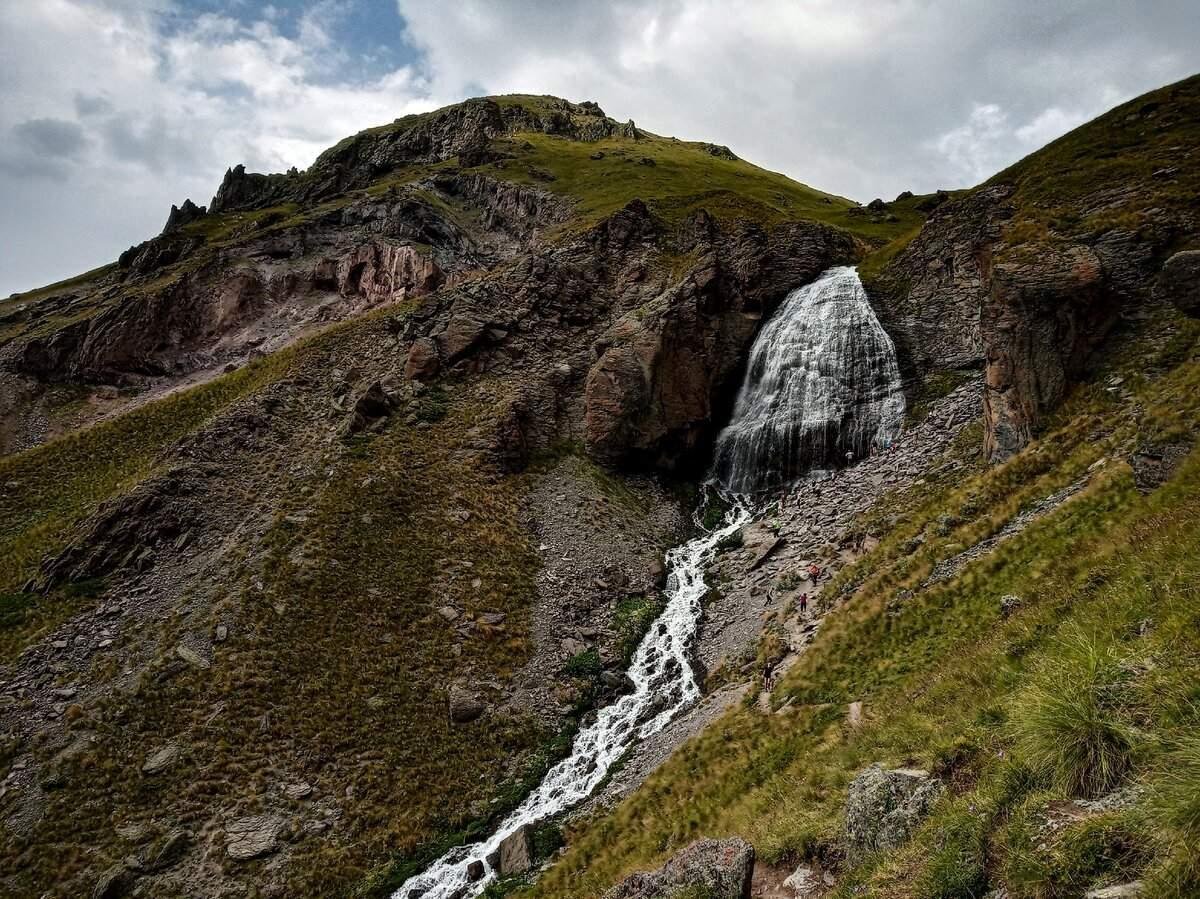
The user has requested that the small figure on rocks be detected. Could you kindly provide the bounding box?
[799,592,808,616]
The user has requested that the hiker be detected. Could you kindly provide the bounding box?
[845,449,854,466]
[799,592,808,616]
[808,562,821,582]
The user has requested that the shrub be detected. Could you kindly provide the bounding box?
[563,648,602,678]
[1009,631,1137,798]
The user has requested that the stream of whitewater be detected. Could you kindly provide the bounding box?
[394,267,904,899]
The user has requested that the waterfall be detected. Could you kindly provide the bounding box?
[392,265,904,899]
[712,265,905,493]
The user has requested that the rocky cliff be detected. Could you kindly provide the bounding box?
[868,73,1200,461]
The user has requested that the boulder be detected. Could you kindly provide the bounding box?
[1153,250,1200,316]
[497,824,533,875]
[92,863,136,899]
[999,594,1023,618]
[602,837,754,899]
[405,338,441,380]
[225,815,281,861]
[466,859,485,881]
[844,765,944,861]
[448,685,486,724]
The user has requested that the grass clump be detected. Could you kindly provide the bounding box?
[1008,631,1139,799]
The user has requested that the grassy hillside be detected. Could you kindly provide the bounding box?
[987,72,1200,249]
[520,304,1200,897]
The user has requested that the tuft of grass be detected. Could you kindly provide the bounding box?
[1008,630,1138,799]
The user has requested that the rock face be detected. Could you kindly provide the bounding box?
[844,765,944,861]
[869,182,1180,462]
[162,199,207,234]
[208,97,635,214]
[602,838,754,899]
[583,210,856,469]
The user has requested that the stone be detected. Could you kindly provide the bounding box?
[847,700,863,729]
[782,864,818,896]
[1153,251,1200,317]
[175,644,210,670]
[747,536,785,571]
[353,381,395,420]
[225,815,281,861]
[477,612,506,626]
[844,765,945,861]
[92,862,135,899]
[497,824,533,875]
[448,685,486,724]
[600,670,634,692]
[466,859,485,881]
[999,594,1023,618]
[602,838,754,899]
[145,828,191,871]
[141,743,180,775]
[405,337,441,380]
[437,606,460,622]
[284,781,313,800]
[1086,884,1143,899]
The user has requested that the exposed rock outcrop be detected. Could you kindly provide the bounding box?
[583,210,856,469]
[603,838,754,899]
[162,199,207,234]
[844,765,944,861]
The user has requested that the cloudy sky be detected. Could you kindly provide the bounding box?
[2,0,1198,296]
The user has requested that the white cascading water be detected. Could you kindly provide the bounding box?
[395,265,903,899]
[712,265,906,493]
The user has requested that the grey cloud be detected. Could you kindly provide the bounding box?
[74,92,115,117]
[100,112,203,174]
[0,117,90,179]
[13,117,88,159]
[397,0,1200,200]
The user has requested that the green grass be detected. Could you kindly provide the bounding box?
[1008,630,1138,799]
[469,130,923,241]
